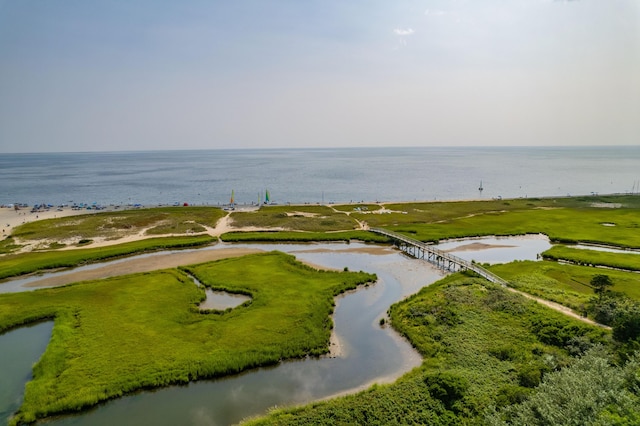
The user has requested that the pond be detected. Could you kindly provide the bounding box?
[198,288,251,310]
[435,234,551,264]
[0,237,550,425]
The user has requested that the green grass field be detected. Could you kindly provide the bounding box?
[347,195,640,248]
[0,252,375,424]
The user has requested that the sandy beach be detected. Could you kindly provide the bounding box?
[0,206,101,239]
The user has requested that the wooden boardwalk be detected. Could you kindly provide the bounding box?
[370,228,509,286]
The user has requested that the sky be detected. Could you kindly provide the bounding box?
[0,0,638,153]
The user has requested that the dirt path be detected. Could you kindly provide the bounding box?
[506,287,611,329]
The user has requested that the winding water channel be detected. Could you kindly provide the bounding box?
[0,237,550,426]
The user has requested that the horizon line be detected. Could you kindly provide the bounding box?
[1,145,637,155]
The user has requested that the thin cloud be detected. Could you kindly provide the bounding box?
[425,9,446,16]
[393,28,415,36]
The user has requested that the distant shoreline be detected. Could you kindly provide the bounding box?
[2,192,636,241]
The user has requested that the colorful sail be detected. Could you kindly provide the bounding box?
[265,189,270,204]
[230,190,235,205]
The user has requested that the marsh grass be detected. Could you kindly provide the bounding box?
[349,196,640,248]
[0,252,375,424]
[220,230,389,243]
[543,245,640,272]
[0,235,215,281]
[490,261,640,307]
[11,207,225,242]
[229,205,358,231]
[246,274,609,425]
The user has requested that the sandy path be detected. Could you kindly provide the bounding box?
[506,287,611,329]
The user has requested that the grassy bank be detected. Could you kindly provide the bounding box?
[245,273,617,425]
[543,245,640,272]
[0,235,216,281]
[220,230,389,243]
[0,252,375,424]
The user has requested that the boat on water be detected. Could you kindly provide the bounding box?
[479,180,483,192]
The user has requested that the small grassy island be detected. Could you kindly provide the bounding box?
[1,195,639,425]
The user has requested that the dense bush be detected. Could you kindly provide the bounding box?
[486,346,640,425]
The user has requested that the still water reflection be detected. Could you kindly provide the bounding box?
[0,322,53,425]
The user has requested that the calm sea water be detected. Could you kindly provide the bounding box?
[2,146,639,207]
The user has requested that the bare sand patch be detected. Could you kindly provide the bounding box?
[23,247,263,289]
[443,242,515,252]
[292,246,396,256]
[285,211,319,218]
[591,203,622,208]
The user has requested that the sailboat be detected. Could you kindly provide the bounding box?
[264,189,270,205]
[225,190,235,211]
[479,180,483,192]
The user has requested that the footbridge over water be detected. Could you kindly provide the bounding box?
[370,228,509,286]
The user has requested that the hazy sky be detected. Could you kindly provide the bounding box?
[0,0,638,153]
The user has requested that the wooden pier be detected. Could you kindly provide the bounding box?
[370,228,508,286]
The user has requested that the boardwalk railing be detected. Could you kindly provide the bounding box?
[370,228,509,286]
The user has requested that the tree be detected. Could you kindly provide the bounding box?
[613,303,640,343]
[591,274,613,301]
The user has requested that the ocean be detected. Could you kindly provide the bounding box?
[1,146,639,207]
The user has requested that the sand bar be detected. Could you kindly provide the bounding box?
[23,247,263,289]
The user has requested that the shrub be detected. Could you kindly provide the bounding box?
[424,372,469,412]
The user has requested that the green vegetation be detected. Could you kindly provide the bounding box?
[229,205,358,231]
[221,230,389,243]
[0,235,215,281]
[247,274,621,425]
[486,346,640,425]
[591,274,615,300]
[0,252,375,424]
[543,245,640,272]
[0,237,21,254]
[350,195,640,248]
[4,196,640,424]
[11,207,225,242]
[490,261,640,310]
